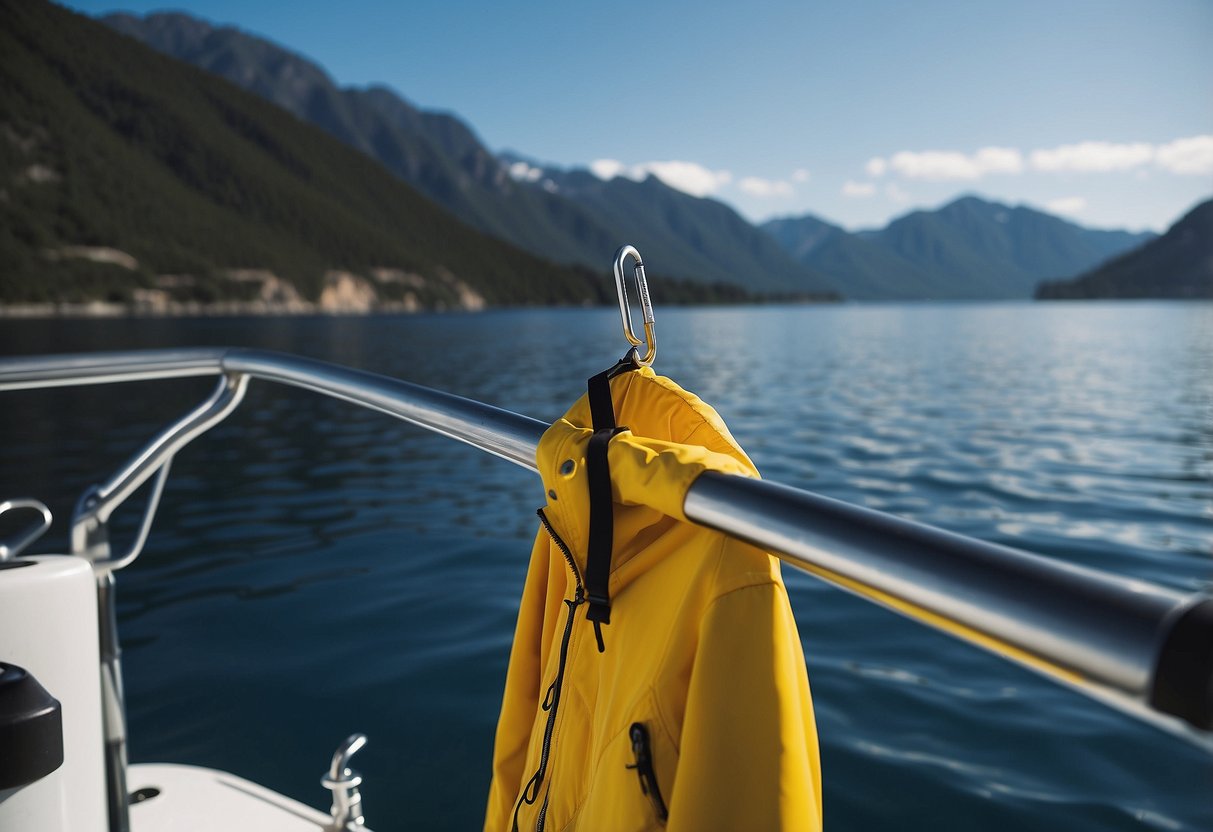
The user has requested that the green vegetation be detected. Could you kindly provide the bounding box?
[103,10,628,276]
[1036,199,1213,299]
[103,11,834,297]
[1,0,795,311]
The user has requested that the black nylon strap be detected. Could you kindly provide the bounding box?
[588,366,618,437]
[585,427,617,620]
[583,351,636,652]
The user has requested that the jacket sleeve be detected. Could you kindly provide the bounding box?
[667,575,822,832]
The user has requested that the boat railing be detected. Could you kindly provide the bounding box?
[2,347,1210,828]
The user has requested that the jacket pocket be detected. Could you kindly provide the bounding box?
[626,722,668,824]
[579,702,677,831]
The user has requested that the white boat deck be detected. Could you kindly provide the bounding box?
[128,763,361,832]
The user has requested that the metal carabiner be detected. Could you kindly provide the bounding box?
[612,245,656,367]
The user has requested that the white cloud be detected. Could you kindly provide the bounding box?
[590,158,731,197]
[791,168,811,183]
[1045,196,1088,216]
[589,158,627,180]
[1154,135,1213,175]
[842,180,876,197]
[872,136,1213,179]
[1029,141,1153,173]
[974,146,1025,174]
[885,183,910,203]
[508,161,544,182]
[887,146,1023,180]
[739,176,794,198]
[643,160,732,196]
[888,150,981,180]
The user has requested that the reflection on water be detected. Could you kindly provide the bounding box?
[1,302,1211,830]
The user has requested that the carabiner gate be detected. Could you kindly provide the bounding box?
[612,245,656,367]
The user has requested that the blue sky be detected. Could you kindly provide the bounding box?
[65,0,1212,232]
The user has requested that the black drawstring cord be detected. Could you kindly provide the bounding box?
[511,511,586,832]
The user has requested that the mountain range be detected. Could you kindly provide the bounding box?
[499,153,830,293]
[101,10,1164,302]
[763,198,1156,300]
[0,0,613,311]
[1036,199,1213,299]
[102,11,832,296]
[1,4,1195,310]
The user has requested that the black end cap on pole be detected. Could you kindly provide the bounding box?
[1148,597,1213,731]
[0,663,65,790]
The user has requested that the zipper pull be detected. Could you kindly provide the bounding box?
[625,723,668,822]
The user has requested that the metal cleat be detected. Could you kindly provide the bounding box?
[0,499,52,563]
[321,733,367,831]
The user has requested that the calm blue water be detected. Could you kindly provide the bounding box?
[1,302,1211,830]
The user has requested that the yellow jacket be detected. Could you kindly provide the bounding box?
[485,367,821,831]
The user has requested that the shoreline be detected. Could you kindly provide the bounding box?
[0,300,455,319]
[0,296,846,319]
[6,298,1208,319]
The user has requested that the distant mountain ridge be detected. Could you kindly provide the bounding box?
[0,0,614,311]
[1036,199,1213,299]
[763,197,1156,300]
[100,12,619,267]
[763,213,938,300]
[499,154,835,293]
[97,10,1165,302]
[102,11,832,296]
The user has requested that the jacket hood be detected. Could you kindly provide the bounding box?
[536,366,759,573]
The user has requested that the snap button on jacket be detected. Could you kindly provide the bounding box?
[485,368,822,831]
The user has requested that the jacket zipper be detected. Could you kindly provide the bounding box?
[627,722,669,823]
[512,509,584,832]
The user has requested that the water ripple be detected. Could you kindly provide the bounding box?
[1,303,1211,830]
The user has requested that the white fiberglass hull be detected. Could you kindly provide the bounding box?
[127,763,356,831]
